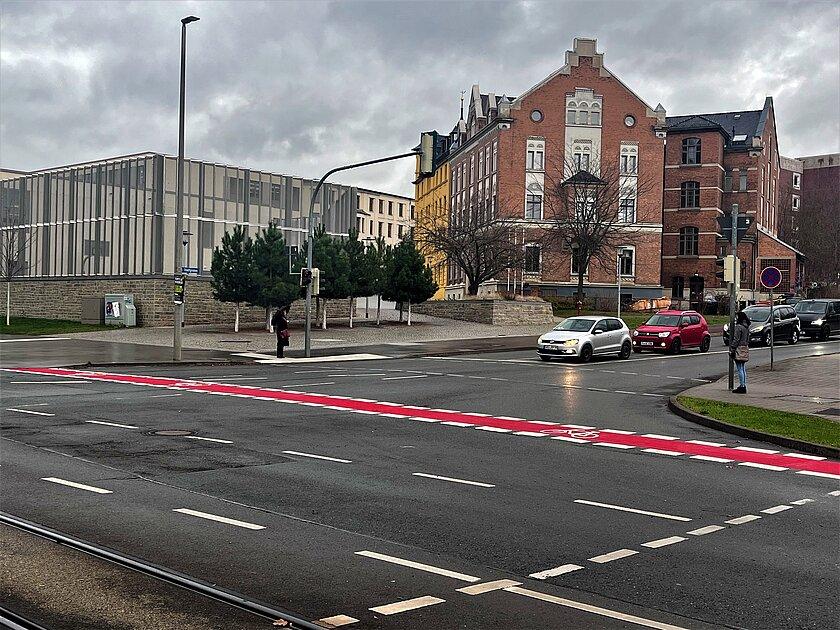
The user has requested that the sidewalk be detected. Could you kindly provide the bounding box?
[682,353,840,421]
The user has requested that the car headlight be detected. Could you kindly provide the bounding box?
[632,330,638,337]
[658,331,671,338]
[537,336,545,344]
[560,339,577,346]
[723,323,729,332]
[750,324,765,333]
[813,319,823,326]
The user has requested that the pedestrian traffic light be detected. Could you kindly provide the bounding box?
[418,132,435,175]
[300,268,312,287]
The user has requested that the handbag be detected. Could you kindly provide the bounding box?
[279,329,290,340]
[734,345,749,363]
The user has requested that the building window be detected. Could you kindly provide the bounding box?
[723,170,732,192]
[388,201,393,215]
[573,152,590,172]
[398,202,404,217]
[566,102,577,124]
[793,172,801,189]
[680,181,700,208]
[379,199,384,213]
[620,154,637,174]
[249,181,262,204]
[571,247,589,275]
[526,148,544,170]
[369,198,374,212]
[679,226,699,256]
[739,172,748,191]
[619,198,636,223]
[525,194,543,219]
[410,205,415,220]
[524,244,541,273]
[271,183,282,208]
[577,104,589,125]
[356,217,362,232]
[398,224,404,238]
[590,103,601,126]
[671,276,684,298]
[387,223,392,238]
[618,247,634,276]
[378,221,383,237]
[681,137,701,165]
[792,195,800,210]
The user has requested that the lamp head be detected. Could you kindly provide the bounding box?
[182,16,200,25]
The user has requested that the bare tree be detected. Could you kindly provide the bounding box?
[0,227,35,325]
[415,195,524,296]
[541,152,658,301]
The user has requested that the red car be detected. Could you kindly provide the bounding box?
[632,310,711,354]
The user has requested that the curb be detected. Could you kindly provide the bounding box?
[668,396,840,460]
[64,359,249,369]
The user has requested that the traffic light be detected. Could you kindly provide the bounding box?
[715,255,737,283]
[300,267,312,287]
[715,258,726,283]
[311,268,320,296]
[418,132,435,175]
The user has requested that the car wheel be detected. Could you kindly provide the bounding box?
[764,331,773,346]
[578,344,593,363]
[788,329,799,345]
[700,336,711,352]
[670,339,681,354]
[820,325,830,341]
[539,355,552,362]
[618,341,632,359]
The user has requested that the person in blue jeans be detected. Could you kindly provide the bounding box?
[729,311,750,393]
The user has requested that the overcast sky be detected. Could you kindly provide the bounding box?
[1,0,838,196]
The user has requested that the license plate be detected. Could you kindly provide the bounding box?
[641,341,653,346]
[545,344,559,350]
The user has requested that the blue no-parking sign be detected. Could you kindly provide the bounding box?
[760,266,782,290]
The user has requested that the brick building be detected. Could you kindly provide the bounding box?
[777,155,803,250]
[662,98,805,306]
[441,38,666,300]
[796,153,840,284]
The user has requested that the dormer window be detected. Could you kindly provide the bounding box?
[565,89,602,127]
[682,137,701,165]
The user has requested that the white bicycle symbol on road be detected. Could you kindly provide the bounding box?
[539,427,600,439]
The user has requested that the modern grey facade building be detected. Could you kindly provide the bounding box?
[0,152,357,325]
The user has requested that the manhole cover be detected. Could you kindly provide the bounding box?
[149,429,193,436]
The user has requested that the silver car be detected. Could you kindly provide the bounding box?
[537,316,633,363]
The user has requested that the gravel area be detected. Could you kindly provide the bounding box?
[62,307,559,354]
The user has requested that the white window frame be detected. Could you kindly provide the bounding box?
[792,195,800,210]
[524,243,541,273]
[566,101,577,125]
[525,193,543,220]
[619,198,636,223]
[793,172,801,189]
[618,246,635,277]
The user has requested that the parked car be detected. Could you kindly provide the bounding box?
[794,299,840,340]
[632,310,711,354]
[723,304,800,346]
[537,316,632,363]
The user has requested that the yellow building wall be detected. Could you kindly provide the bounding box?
[414,159,449,300]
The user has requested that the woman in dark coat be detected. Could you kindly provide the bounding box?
[730,311,750,393]
[271,307,290,358]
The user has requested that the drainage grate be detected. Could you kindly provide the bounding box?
[149,429,193,436]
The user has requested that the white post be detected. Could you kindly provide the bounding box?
[407,300,412,326]
[617,252,621,319]
[234,303,240,333]
[349,297,354,328]
[322,300,327,329]
[6,282,10,326]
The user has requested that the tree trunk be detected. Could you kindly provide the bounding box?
[322,300,328,330]
[407,300,411,326]
[5,282,10,326]
[234,303,240,333]
[576,269,586,305]
[376,295,381,326]
[349,297,354,328]
[468,277,479,295]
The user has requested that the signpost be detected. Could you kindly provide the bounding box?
[181,266,199,276]
[760,265,782,371]
[726,204,739,390]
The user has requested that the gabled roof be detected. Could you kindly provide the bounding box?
[562,170,606,186]
[666,105,766,146]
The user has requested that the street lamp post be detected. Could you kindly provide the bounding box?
[173,15,199,362]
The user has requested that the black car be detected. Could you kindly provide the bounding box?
[794,299,840,340]
[723,304,800,346]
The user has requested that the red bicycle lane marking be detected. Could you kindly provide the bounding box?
[8,367,839,477]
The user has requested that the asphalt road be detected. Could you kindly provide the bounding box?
[1,336,838,629]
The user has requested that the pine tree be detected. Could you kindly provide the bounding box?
[250,225,301,330]
[311,226,351,329]
[386,235,438,326]
[366,237,392,326]
[210,225,255,332]
[343,229,374,328]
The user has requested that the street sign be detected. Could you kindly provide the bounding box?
[717,214,753,244]
[173,275,185,305]
[181,266,199,276]
[760,266,782,289]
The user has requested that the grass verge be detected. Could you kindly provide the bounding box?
[1,317,115,335]
[677,395,840,448]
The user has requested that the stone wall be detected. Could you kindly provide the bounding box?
[413,299,554,325]
[0,277,352,327]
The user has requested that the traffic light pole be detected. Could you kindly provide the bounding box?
[727,203,738,390]
[303,151,420,357]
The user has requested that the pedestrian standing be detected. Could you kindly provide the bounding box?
[271,306,290,358]
[730,311,750,393]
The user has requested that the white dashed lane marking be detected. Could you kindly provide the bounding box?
[173,508,265,530]
[641,536,687,549]
[457,579,522,594]
[573,499,692,522]
[6,408,55,416]
[318,614,358,627]
[588,549,638,563]
[529,564,584,580]
[282,450,352,463]
[725,515,761,525]
[412,473,495,488]
[41,477,112,494]
[687,525,726,536]
[355,550,480,582]
[184,436,233,444]
[369,596,445,615]
[85,420,138,429]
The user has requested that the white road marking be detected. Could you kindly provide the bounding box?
[790,499,814,505]
[588,387,609,392]
[734,446,779,454]
[244,353,390,364]
[829,490,840,496]
[412,473,495,488]
[574,499,692,522]
[602,429,635,435]
[475,426,511,433]
[0,337,71,343]
[318,614,358,627]
[725,515,761,525]
[782,453,826,461]
[412,417,440,422]
[551,436,590,444]
[799,471,840,480]
[6,408,55,416]
[643,448,683,456]
[282,450,351,463]
[503,586,689,629]
[458,579,522,594]
[738,462,788,471]
[10,380,91,384]
[687,440,727,447]
[594,442,635,449]
[382,374,429,380]
[86,420,138,429]
[642,434,678,441]
[614,390,636,395]
[355,550,480,582]
[209,376,268,382]
[690,455,732,463]
[588,549,638,563]
[290,382,337,387]
[369,596,445,615]
[641,536,686,548]
[687,525,725,536]
[563,424,595,429]
[761,505,793,514]
[641,393,664,397]
[529,564,584,580]
[150,393,182,398]
[173,508,264,530]
[184,436,233,444]
[440,421,475,427]
[513,431,547,437]
[42,477,112,494]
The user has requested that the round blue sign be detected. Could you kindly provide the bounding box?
[760,266,782,289]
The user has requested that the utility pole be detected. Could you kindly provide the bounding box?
[727,203,738,390]
[173,15,199,361]
[616,250,621,319]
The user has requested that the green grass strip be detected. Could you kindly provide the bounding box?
[678,395,840,448]
[1,317,115,335]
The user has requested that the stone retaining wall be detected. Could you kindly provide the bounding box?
[0,278,352,327]
[412,299,554,325]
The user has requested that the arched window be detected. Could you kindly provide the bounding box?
[590,103,601,126]
[682,137,701,164]
[679,226,699,256]
[680,181,700,208]
[566,102,577,125]
[577,104,589,125]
